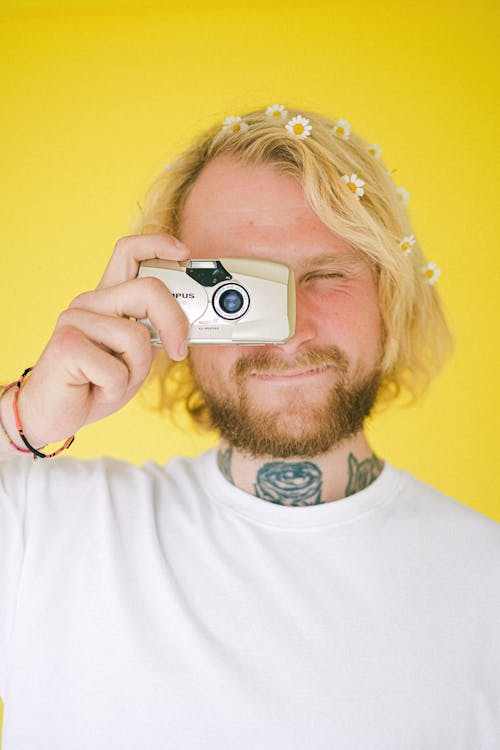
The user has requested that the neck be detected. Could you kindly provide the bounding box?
[216,432,384,506]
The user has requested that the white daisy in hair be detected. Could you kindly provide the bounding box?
[367,143,382,158]
[285,115,312,140]
[332,119,351,140]
[341,173,366,199]
[266,104,288,120]
[421,262,441,285]
[222,116,249,134]
[396,186,410,206]
[399,234,416,254]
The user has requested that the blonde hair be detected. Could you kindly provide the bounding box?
[136,107,454,428]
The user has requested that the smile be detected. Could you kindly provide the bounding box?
[250,366,331,381]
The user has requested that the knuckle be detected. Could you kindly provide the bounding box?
[109,362,130,392]
[130,350,153,380]
[113,235,133,256]
[68,290,92,309]
[125,321,153,362]
[134,320,154,348]
[57,308,80,327]
[159,232,183,249]
[140,275,170,299]
[51,323,86,353]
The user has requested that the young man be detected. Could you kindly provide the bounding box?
[1,108,499,749]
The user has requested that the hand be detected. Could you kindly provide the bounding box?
[8,234,190,448]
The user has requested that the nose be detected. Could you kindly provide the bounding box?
[273,286,317,356]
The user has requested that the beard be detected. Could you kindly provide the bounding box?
[190,346,382,459]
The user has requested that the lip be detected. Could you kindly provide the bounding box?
[250,366,331,382]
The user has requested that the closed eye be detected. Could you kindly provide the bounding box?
[306,273,345,280]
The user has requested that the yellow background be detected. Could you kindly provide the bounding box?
[1,0,499,738]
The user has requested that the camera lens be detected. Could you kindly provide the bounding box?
[213,283,250,320]
[219,289,243,314]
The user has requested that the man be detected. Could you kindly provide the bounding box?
[0,107,499,749]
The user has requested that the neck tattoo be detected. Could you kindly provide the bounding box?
[216,447,384,506]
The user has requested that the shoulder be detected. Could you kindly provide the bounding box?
[0,454,150,519]
[387,463,500,560]
[0,451,201,484]
[0,452,215,554]
[0,450,210,512]
[395,466,499,524]
[0,452,150,490]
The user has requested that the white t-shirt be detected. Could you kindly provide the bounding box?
[0,449,499,749]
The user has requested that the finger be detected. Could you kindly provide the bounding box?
[55,309,155,393]
[68,277,189,361]
[97,234,190,290]
[45,326,133,407]
[22,327,139,444]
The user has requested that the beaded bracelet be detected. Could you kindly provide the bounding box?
[12,367,75,460]
[0,382,31,454]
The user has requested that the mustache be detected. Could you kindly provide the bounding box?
[233,346,350,381]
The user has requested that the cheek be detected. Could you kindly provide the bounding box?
[310,287,382,355]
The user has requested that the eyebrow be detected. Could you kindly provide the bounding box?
[298,251,367,271]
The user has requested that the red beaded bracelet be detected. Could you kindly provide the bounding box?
[12,367,75,460]
[0,382,31,454]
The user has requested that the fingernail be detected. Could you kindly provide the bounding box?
[174,238,187,250]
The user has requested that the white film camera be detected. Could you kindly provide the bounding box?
[137,257,296,345]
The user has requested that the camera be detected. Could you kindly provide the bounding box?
[137,257,295,345]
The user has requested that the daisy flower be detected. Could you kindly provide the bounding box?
[341,173,365,199]
[222,116,249,134]
[367,143,382,158]
[332,119,350,140]
[285,115,312,140]
[396,186,410,206]
[421,262,441,285]
[399,234,416,254]
[266,104,288,120]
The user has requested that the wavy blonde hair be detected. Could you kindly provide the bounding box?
[136,107,454,429]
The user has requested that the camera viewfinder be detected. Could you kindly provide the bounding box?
[186,260,232,287]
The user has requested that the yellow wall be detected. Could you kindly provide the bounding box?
[1,0,499,737]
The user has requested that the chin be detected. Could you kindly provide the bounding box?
[193,357,382,459]
[245,377,334,407]
[216,401,355,459]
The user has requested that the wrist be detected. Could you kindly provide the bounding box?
[0,386,29,452]
[0,381,46,452]
[2,368,75,460]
